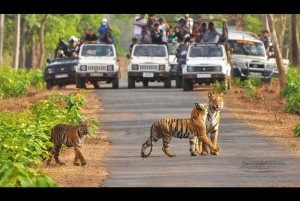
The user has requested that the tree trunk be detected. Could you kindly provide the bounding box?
[275,14,287,46]
[227,14,245,31]
[0,14,4,65]
[261,14,269,31]
[267,14,287,91]
[38,14,49,70]
[291,14,300,67]
[12,14,20,69]
[19,17,27,68]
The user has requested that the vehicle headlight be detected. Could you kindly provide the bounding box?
[132,64,138,70]
[80,65,87,71]
[266,63,275,69]
[107,65,114,71]
[159,65,165,70]
[215,66,221,72]
[187,66,194,72]
[47,68,53,74]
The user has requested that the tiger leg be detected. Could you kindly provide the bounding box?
[198,135,220,154]
[53,143,65,165]
[141,136,158,158]
[189,136,199,156]
[162,136,176,157]
[73,146,87,166]
[209,130,219,155]
[201,140,208,155]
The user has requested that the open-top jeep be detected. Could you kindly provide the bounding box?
[181,42,231,91]
[126,43,171,88]
[76,43,120,89]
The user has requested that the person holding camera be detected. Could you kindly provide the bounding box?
[85,29,99,44]
[158,18,170,43]
[151,23,163,44]
[98,18,113,43]
[138,26,151,43]
[55,38,70,58]
[99,29,114,44]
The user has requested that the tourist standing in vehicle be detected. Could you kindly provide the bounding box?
[80,28,89,43]
[55,38,70,58]
[251,30,271,56]
[69,36,80,55]
[99,30,114,44]
[158,18,170,43]
[85,29,98,44]
[182,14,193,35]
[98,18,113,42]
[151,23,163,44]
[172,26,183,44]
[129,37,137,55]
[134,14,147,38]
[70,50,78,58]
[201,22,222,42]
[146,14,157,33]
[199,22,208,42]
[138,26,151,43]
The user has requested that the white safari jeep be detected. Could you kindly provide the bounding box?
[76,43,120,89]
[126,43,171,88]
[181,43,231,91]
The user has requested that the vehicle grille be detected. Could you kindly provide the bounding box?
[246,63,265,68]
[88,65,107,71]
[53,66,74,73]
[139,65,158,70]
[193,66,217,72]
[241,69,272,76]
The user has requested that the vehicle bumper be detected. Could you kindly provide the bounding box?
[44,73,76,82]
[128,71,170,79]
[76,71,118,80]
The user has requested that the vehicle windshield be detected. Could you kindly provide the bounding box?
[228,40,266,56]
[81,45,114,57]
[189,46,223,57]
[133,45,167,57]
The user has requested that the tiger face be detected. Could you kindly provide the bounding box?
[78,119,92,136]
[208,92,224,111]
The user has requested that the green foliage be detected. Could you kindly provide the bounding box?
[210,80,229,94]
[232,77,243,86]
[244,14,262,34]
[242,78,263,99]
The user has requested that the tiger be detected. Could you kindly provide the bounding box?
[46,118,92,166]
[197,91,224,156]
[141,103,221,158]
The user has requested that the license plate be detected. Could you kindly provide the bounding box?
[91,73,103,76]
[143,72,154,77]
[55,74,68,78]
[197,74,211,78]
[250,72,262,76]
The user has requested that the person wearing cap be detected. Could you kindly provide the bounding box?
[134,14,147,38]
[158,18,170,43]
[251,30,271,56]
[137,26,151,43]
[201,22,222,43]
[151,23,163,44]
[98,18,113,42]
[129,37,137,55]
[69,36,80,56]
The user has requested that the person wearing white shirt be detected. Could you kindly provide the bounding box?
[158,18,170,43]
[134,14,147,38]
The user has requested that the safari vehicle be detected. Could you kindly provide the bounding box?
[228,30,276,83]
[75,43,120,89]
[126,43,171,88]
[268,45,289,77]
[181,43,231,91]
[43,57,78,90]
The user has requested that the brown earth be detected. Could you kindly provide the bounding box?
[1,58,300,187]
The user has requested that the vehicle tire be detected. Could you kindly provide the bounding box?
[112,72,119,89]
[182,78,190,91]
[175,75,182,88]
[142,81,148,87]
[46,81,53,90]
[189,82,194,90]
[164,76,171,88]
[128,75,135,88]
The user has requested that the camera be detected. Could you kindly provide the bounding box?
[159,29,163,33]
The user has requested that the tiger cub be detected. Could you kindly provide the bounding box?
[197,91,224,155]
[47,119,92,166]
[141,103,221,158]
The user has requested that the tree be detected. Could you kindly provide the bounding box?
[291,14,300,67]
[38,14,49,70]
[12,14,20,69]
[227,14,245,30]
[267,14,287,91]
[0,14,4,65]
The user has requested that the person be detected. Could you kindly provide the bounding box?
[70,50,78,58]
[146,14,156,33]
[167,26,177,43]
[199,22,208,42]
[182,14,194,35]
[100,29,114,44]
[251,30,271,56]
[138,26,151,43]
[129,37,137,55]
[80,28,89,43]
[57,50,67,58]
[201,22,222,42]
[172,26,183,44]
[185,34,195,49]
[133,14,147,38]
[151,23,163,44]
[105,47,113,56]
[85,29,98,44]
[158,18,170,43]
[55,38,69,58]
[69,36,80,55]
[98,18,113,42]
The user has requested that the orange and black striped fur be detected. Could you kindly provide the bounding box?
[141,103,221,158]
[47,119,92,166]
[197,92,223,156]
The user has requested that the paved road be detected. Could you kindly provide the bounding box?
[92,77,300,187]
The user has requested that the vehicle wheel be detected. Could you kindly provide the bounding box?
[142,81,148,87]
[175,75,182,88]
[112,73,119,89]
[182,78,190,91]
[164,76,171,88]
[46,81,53,90]
[128,75,135,88]
[189,82,194,90]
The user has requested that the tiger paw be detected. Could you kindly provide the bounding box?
[210,150,219,155]
[81,160,87,166]
[200,151,208,155]
[213,146,221,153]
[190,151,199,156]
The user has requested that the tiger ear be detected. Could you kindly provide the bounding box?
[78,118,83,124]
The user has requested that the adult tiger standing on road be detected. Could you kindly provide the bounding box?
[197,92,224,156]
[141,103,221,158]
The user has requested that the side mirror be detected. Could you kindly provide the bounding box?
[126,54,130,59]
